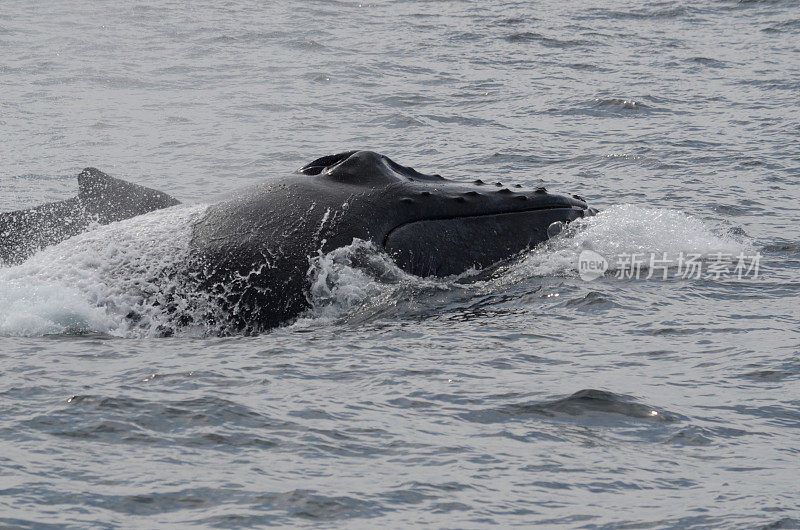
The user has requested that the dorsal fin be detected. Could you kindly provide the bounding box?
[0,169,182,266]
[77,168,180,223]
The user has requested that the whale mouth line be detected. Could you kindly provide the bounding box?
[382,205,586,248]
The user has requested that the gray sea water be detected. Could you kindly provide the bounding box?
[1,1,799,527]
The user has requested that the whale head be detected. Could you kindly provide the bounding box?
[189,150,598,332]
[297,150,594,277]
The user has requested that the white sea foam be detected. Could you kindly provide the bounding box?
[0,205,207,337]
[513,204,749,278]
[302,239,450,324]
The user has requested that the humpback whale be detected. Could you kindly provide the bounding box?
[1,151,595,334]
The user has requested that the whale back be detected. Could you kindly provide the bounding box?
[0,168,180,266]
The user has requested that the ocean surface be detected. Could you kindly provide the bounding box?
[1,0,799,527]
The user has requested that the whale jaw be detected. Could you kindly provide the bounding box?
[384,207,588,277]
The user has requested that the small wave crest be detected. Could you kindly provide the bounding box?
[462,389,676,424]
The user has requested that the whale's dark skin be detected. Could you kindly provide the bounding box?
[187,150,594,333]
[0,168,180,265]
[1,151,594,334]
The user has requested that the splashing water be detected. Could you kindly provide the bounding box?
[0,205,208,337]
[303,204,749,323]
[513,204,749,279]
[303,239,451,325]
[0,204,748,337]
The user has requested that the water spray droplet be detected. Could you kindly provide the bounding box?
[547,221,564,239]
